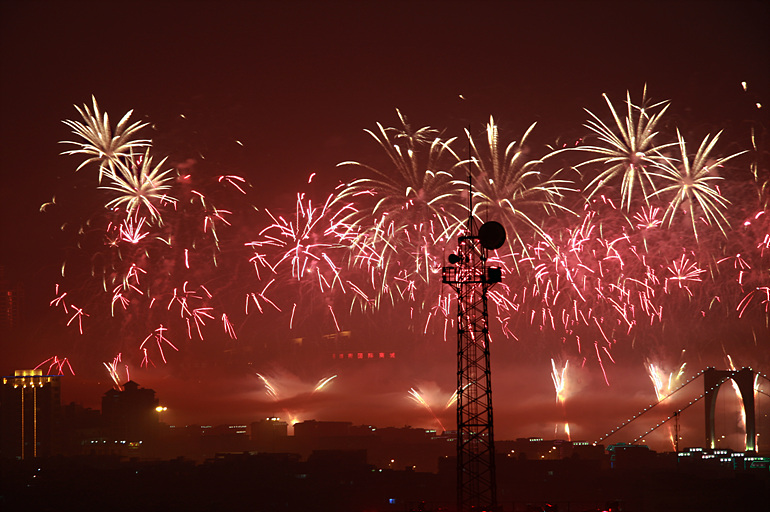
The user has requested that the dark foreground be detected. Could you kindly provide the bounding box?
[2,450,768,512]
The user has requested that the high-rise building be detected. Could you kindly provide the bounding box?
[101,380,159,445]
[1,369,61,459]
[250,417,288,451]
[293,419,352,439]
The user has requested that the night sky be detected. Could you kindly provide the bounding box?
[1,1,768,449]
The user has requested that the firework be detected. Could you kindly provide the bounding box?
[313,375,338,393]
[45,99,267,374]
[103,353,129,391]
[649,130,745,241]
[550,359,571,440]
[645,358,687,449]
[337,111,465,307]
[407,385,452,432]
[61,96,151,181]
[256,373,279,399]
[42,92,768,436]
[99,149,177,221]
[254,371,338,428]
[566,87,673,210]
[35,356,75,376]
[244,189,364,330]
[465,117,574,258]
[338,111,465,235]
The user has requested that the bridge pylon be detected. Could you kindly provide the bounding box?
[703,367,757,451]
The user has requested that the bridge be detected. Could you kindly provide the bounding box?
[595,367,770,452]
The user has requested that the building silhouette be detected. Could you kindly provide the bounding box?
[1,369,61,459]
[100,380,159,449]
[60,401,102,456]
[250,417,288,451]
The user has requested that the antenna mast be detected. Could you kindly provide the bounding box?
[443,134,503,511]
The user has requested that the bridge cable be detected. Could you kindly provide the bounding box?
[594,369,708,444]
[630,376,733,445]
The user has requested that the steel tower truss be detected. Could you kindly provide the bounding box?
[443,232,497,512]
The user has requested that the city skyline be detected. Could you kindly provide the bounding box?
[1,1,768,451]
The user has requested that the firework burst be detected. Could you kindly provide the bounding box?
[48,100,260,368]
[244,189,363,329]
[337,111,465,308]
[100,149,177,221]
[43,92,768,406]
[649,129,745,241]
[568,87,674,210]
[464,117,574,260]
[61,96,151,181]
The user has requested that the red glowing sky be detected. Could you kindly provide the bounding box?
[1,1,768,450]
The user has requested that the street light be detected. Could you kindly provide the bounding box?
[155,405,167,422]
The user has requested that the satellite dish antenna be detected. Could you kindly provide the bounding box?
[478,221,506,250]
